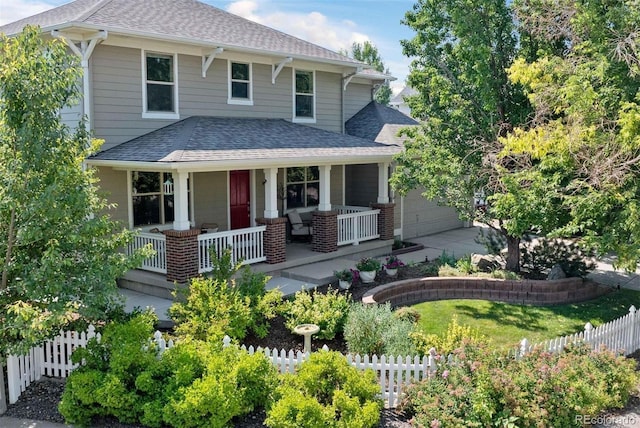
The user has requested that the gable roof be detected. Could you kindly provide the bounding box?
[345,101,418,145]
[0,0,364,67]
[88,116,400,166]
[390,86,418,104]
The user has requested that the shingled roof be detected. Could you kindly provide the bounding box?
[345,101,418,145]
[88,116,400,163]
[0,0,363,66]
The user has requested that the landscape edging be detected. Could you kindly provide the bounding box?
[362,276,611,307]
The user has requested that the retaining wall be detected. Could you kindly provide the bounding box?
[362,277,610,307]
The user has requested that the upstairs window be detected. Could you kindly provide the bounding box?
[143,52,179,119]
[286,166,319,209]
[228,61,253,105]
[293,69,315,122]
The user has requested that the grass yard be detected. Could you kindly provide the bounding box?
[413,288,640,350]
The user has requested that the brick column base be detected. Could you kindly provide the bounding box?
[256,217,287,264]
[372,203,395,240]
[164,228,201,283]
[312,210,338,253]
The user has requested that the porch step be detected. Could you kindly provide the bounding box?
[118,269,185,300]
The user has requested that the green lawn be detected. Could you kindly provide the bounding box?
[413,288,640,350]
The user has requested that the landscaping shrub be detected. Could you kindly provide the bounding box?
[401,340,638,428]
[265,351,382,428]
[282,287,351,340]
[521,238,596,278]
[436,250,457,267]
[170,249,282,342]
[410,315,485,356]
[455,254,476,274]
[344,303,417,356]
[59,313,278,428]
[437,264,463,277]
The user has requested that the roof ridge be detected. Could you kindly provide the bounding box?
[175,116,201,162]
[76,0,114,23]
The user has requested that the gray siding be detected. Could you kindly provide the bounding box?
[95,166,129,226]
[344,83,372,121]
[90,45,351,150]
[192,171,228,230]
[344,164,377,207]
[402,188,463,239]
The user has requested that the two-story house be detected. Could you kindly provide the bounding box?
[1,0,462,286]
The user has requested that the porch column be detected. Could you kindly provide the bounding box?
[263,168,279,218]
[318,165,332,211]
[164,228,200,283]
[172,171,190,231]
[377,162,390,203]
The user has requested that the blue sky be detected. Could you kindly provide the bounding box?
[1,0,417,93]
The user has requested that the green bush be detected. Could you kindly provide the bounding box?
[521,238,596,278]
[410,315,485,356]
[282,288,351,340]
[402,341,638,428]
[436,250,457,267]
[265,351,382,428]
[343,303,417,356]
[170,249,282,341]
[455,254,476,274]
[59,316,278,428]
[393,306,421,324]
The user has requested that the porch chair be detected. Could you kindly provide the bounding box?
[201,222,219,233]
[287,210,312,241]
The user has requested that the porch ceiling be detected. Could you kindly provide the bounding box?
[87,116,401,169]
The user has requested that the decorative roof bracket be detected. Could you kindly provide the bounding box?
[272,57,293,84]
[342,67,363,91]
[202,47,223,78]
[51,29,107,65]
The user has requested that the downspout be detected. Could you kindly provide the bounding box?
[51,30,108,132]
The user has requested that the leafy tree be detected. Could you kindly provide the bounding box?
[0,26,144,354]
[502,0,640,271]
[391,0,536,271]
[348,41,392,105]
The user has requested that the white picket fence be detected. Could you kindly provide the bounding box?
[198,226,266,272]
[5,306,639,409]
[337,208,380,246]
[519,305,640,357]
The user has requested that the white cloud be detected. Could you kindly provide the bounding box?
[0,1,56,26]
[226,0,370,54]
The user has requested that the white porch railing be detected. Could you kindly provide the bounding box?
[334,205,373,215]
[127,232,167,274]
[337,209,380,246]
[198,226,267,272]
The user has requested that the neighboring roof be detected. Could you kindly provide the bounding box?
[0,0,362,67]
[88,116,400,164]
[356,68,396,81]
[345,101,418,145]
[390,86,418,104]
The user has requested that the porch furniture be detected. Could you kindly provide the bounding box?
[287,210,312,240]
[201,222,219,233]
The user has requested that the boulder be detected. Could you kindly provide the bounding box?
[471,254,502,272]
[547,264,567,280]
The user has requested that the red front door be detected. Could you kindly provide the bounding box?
[230,170,250,230]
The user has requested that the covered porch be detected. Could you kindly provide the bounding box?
[86,116,400,283]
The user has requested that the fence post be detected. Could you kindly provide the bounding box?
[584,322,593,349]
[519,338,529,359]
[628,305,637,356]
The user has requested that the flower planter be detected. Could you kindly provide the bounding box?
[385,268,398,277]
[338,279,351,290]
[359,270,377,283]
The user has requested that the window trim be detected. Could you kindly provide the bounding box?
[227,61,253,106]
[292,69,316,123]
[284,166,320,211]
[142,51,180,120]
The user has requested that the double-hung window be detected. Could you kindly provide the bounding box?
[143,52,179,119]
[293,69,315,122]
[286,166,319,209]
[228,61,253,105]
[131,172,190,227]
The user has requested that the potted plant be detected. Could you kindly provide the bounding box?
[355,257,381,283]
[384,255,404,277]
[334,269,357,290]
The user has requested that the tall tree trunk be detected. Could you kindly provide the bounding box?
[505,234,521,273]
[1,209,16,291]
